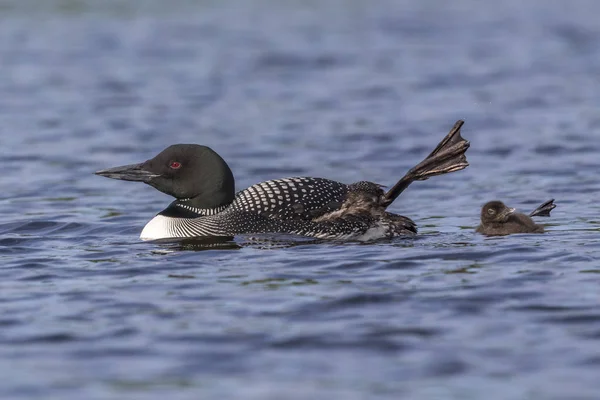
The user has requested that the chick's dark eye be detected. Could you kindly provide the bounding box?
[169,161,182,169]
[487,209,495,215]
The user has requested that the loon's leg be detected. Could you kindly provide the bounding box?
[382,120,470,207]
[529,199,556,217]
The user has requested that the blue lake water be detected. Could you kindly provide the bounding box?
[1,1,600,398]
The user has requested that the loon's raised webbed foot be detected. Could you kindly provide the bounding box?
[529,199,556,217]
[382,120,470,207]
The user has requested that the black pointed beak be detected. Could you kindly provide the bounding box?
[95,163,160,182]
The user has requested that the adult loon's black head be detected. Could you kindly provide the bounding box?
[95,144,235,209]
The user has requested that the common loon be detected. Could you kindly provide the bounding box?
[96,120,470,241]
[476,199,556,236]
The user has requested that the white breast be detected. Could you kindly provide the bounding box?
[140,215,177,241]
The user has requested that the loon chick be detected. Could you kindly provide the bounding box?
[96,120,470,241]
[476,199,556,236]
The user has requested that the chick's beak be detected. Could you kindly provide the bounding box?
[500,207,516,221]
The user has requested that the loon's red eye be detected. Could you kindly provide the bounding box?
[170,161,182,169]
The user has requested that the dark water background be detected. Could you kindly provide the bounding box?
[1,1,600,398]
